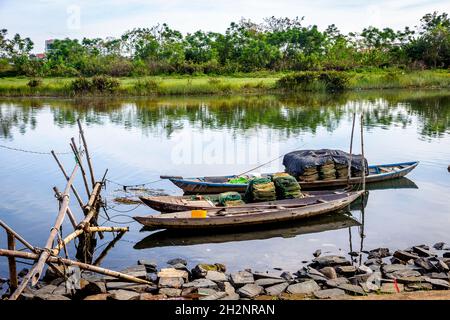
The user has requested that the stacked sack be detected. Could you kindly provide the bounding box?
[319,160,336,181]
[272,173,303,199]
[218,192,245,207]
[298,166,319,182]
[244,177,276,203]
[335,162,349,179]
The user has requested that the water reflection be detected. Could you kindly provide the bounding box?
[134,212,361,249]
[1,90,449,140]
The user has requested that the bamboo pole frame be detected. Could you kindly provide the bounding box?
[0,249,151,286]
[70,139,91,197]
[77,119,96,187]
[7,233,18,292]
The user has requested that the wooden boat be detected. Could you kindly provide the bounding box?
[162,161,418,194]
[133,213,361,249]
[133,190,363,229]
[140,190,351,213]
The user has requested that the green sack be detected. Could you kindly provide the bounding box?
[218,192,242,206]
[228,176,249,184]
[273,174,302,199]
[244,177,276,202]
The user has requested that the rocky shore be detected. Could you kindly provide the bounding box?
[2,242,450,300]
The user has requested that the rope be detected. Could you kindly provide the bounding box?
[105,178,163,191]
[0,144,72,155]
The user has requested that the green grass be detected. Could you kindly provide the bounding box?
[0,69,448,97]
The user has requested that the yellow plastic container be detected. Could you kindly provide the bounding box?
[191,210,207,218]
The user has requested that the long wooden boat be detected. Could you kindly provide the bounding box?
[133,190,363,229]
[162,161,418,194]
[140,190,350,213]
[133,214,361,249]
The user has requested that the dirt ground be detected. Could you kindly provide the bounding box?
[335,290,450,300]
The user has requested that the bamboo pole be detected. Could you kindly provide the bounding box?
[0,249,151,287]
[93,231,125,266]
[360,113,366,191]
[78,182,102,230]
[51,151,84,209]
[77,119,95,187]
[7,233,18,292]
[51,226,128,255]
[347,112,356,184]
[0,219,35,252]
[53,187,77,229]
[28,163,78,288]
[70,139,91,197]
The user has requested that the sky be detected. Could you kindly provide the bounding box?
[1,0,449,53]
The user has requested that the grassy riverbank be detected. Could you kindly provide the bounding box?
[0,69,449,97]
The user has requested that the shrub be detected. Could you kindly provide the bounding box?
[318,71,350,91]
[27,78,42,88]
[70,77,92,93]
[207,78,221,85]
[91,75,120,92]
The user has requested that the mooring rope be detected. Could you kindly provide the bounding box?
[105,178,163,191]
[0,143,73,155]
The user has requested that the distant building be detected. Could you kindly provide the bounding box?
[45,39,55,52]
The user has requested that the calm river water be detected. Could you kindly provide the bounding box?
[0,90,449,278]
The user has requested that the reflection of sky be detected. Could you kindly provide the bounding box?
[0,95,450,276]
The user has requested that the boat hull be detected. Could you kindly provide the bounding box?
[168,161,418,194]
[133,191,363,229]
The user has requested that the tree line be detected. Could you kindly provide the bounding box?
[0,12,449,77]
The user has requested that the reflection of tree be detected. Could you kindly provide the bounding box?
[0,90,449,139]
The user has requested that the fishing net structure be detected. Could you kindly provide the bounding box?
[283,149,368,182]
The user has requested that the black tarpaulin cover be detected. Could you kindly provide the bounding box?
[283,149,368,177]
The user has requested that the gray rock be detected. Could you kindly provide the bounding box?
[35,294,71,300]
[198,288,219,296]
[252,271,282,280]
[280,271,292,281]
[265,282,288,296]
[433,242,445,250]
[319,267,337,279]
[200,292,227,300]
[138,260,157,272]
[395,276,427,284]
[406,282,433,291]
[287,280,320,295]
[368,248,391,259]
[348,251,360,257]
[158,277,184,289]
[412,246,436,258]
[436,259,450,272]
[382,264,413,274]
[337,283,366,295]
[336,265,357,276]
[218,282,237,296]
[393,250,420,262]
[313,288,346,299]
[313,255,351,267]
[348,273,372,285]
[113,265,147,279]
[158,288,182,297]
[325,277,350,288]
[364,258,383,266]
[443,252,450,258]
[183,278,218,289]
[34,285,58,296]
[106,282,157,293]
[313,249,322,257]
[386,269,421,279]
[414,258,436,272]
[167,258,187,266]
[237,283,263,298]
[425,272,450,280]
[205,271,228,282]
[230,271,254,287]
[108,289,140,300]
[254,278,286,287]
[304,267,328,282]
[171,263,188,270]
[220,293,240,300]
[80,280,107,295]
